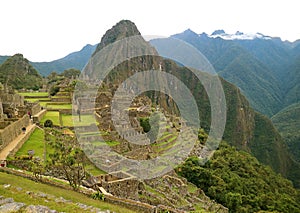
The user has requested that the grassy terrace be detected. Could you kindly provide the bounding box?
[15,128,49,159]
[47,104,72,109]
[25,98,51,102]
[18,92,51,107]
[18,92,49,97]
[62,114,97,127]
[0,172,135,212]
[40,111,60,126]
[15,128,105,176]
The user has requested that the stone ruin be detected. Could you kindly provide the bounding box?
[0,84,42,156]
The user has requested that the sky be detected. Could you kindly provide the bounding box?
[1,0,299,62]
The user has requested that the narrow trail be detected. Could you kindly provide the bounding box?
[0,122,36,161]
[0,124,36,160]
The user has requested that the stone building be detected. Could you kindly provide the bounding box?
[0,85,41,153]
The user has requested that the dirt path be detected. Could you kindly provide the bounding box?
[0,123,36,160]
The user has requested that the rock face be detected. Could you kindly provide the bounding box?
[93,20,141,55]
[0,197,25,213]
[0,187,111,213]
[23,205,58,213]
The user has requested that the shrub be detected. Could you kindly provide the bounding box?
[44,119,53,128]
[91,191,105,201]
[49,85,59,96]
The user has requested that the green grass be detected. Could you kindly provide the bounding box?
[40,111,60,126]
[62,114,97,127]
[15,128,45,158]
[25,98,51,107]
[25,98,51,102]
[51,96,70,99]
[187,183,198,194]
[152,135,177,147]
[0,172,136,213]
[14,127,106,176]
[47,104,72,109]
[85,163,106,176]
[18,92,49,97]
[105,140,120,146]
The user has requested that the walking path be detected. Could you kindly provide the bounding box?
[0,123,36,161]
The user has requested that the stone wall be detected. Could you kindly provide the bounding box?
[102,178,139,200]
[104,195,156,213]
[0,115,29,150]
[33,109,47,123]
[30,103,41,116]
[8,125,36,157]
[0,93,24,106]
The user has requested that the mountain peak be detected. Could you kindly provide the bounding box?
[211,29,226,35]
[235,31,244,35]
[183,28,197,34]
[0,54,42,89]
[93,20,141,55]
[209,30,272,40]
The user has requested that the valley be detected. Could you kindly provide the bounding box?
[0,20,299,213]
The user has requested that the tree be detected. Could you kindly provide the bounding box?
[49,85,59,96]
[44,119,53,128]
[62,68,81,78]
[139,117,151,132]
[29,158,45,181]
[45,128,87,190]
[176,141,300,212]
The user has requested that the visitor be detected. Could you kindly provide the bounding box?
[22,126,26,134]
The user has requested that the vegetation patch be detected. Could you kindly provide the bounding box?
[40,111,60,126]
[18,92,49,97]
[0,172,135,213]
[176,142,300,212]
[62,114,97,127]
[15,128,46,158]
[46,104,72,110]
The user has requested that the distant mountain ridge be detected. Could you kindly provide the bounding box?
[153,28,300,116]
[0,29,299,115]
[31,44,96,76]
[209,29,272,40]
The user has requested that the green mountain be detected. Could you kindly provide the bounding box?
[272,103,300,162]
[151,30,300,181]
[283,55,300,107]
[89,20,300,187]
[0,54,42,90]
[0,56,9,64]
[166,29,299,117]
[177,142,300,212]
[0,45,96,77]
